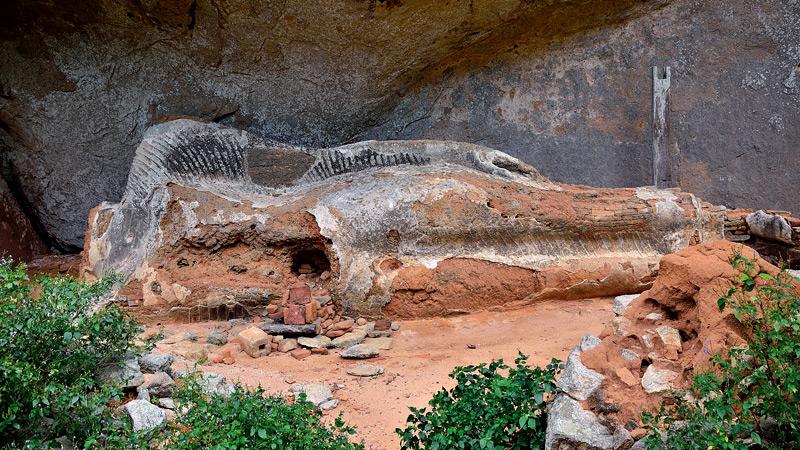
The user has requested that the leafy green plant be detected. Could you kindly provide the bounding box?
[0,258,139,448]
[0,259,364,449]
[397,353,561,450]
[643,254,800,449]
[140,377,364,450]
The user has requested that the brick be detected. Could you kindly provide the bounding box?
[277,338,298,353]
[289,286,311,304]
[237,326,271,358]
[291,348,312,360]
[374,319,391,331]
[333,319,353,331]
[284,304,306,325]
[326,329,346,338]
[304,302,318,323]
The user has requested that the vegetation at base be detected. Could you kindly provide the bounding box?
[643,254,800,449]
[0,259,363,449]
[133,379,364,450]
[0,258,137,448]
[397,353,561,450]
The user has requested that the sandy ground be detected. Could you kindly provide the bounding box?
[150,298,614,449]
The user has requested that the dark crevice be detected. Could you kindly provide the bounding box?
[0,156,65,253]
[665,308,679,320]
[211,108,238,124]
[187,0,197,31]
[678,328,696,342]
[290,247,331,275]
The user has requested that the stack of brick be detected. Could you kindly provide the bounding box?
[265,285,334,325]
[261,283,357,337]
[723,210,751,242]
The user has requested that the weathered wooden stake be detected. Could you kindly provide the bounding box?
[652,66,673,188]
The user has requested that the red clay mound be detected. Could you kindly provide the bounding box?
[580,240,794,429]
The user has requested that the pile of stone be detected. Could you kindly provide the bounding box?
[724,209,800,267]
[262,282,385,339]
[545,240,800,450]
[203,315,399,363]
[96,351,235,432]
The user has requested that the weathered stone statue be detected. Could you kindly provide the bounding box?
[81,119,724,320]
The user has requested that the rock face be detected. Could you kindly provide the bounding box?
[0,176,47,262]
[80,120,724,318]
[551,240,800,449]
[1,0,797,250]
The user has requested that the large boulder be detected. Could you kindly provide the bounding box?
[545,395,632,450]
[81,120,724,319]
[290,383,336,410]
[140,371,176,398]
[96,357,144,389]
[123,400,167,432]
[745,210,793,244]
[138,352,175,373]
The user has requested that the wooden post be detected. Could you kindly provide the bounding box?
[652,66,674,188]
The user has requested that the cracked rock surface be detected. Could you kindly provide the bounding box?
[1,0,797,249]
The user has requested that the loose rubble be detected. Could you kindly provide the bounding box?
[94,344,241,433]
[548,240,800,449]
[724,209,800,267]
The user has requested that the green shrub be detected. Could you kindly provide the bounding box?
[0,258,140,448]
[0,260,364,449]
[643,254,800,449]
[131,377,364,450]
[397,353,561,450]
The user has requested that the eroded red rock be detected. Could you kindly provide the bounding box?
[578,240,798,428]
[81,120,726,321]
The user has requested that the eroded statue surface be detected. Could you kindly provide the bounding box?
[82,119,724,320]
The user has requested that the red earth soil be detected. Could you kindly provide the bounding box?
[148,297,614,449]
